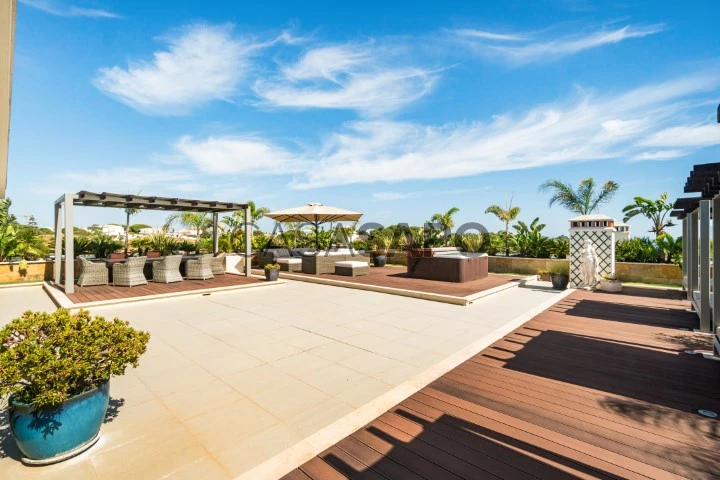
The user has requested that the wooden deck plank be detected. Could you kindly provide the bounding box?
[285,287,720,479]
[59,274,264,304]
[288,266,522,298]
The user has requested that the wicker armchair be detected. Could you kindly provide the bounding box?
[153,255,183,284]
[186,254,214,280]
[113,256,148,287]
[77,257,108,287]
[211,252,226,275]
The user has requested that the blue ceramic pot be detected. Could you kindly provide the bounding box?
[10,381,109,465]
[372,254,387,267]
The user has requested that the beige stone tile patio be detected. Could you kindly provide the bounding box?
[0,278,564,479]
[215,423,301,477]
[184,398,279,452]
[91,423,207,480]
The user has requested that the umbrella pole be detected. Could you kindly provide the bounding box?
[315,221,319,249]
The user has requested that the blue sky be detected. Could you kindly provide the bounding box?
[7,0,720,236]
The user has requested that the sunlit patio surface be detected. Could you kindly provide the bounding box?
[268,266,528,305]
[0,280,562,479]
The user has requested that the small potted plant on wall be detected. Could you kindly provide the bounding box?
[537,269,551,282]
[598,273,622,293]
[264,262,281,281]
[549,262,570,290]
[0,309,150,465]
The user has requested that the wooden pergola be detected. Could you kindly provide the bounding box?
[54,191,252,294]
[675,162,720,357]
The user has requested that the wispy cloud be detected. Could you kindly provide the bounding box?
[631,150,690,161]
[171,135,306,175]
[452,28,525,42]
[284,72,719,189]
[372,192,417,201]
[93,24,286,115]
[453,24,663,64]
[20,0,120,18]
[639,124,720,148]
[253,44,438,116]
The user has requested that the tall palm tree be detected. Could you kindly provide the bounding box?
[165,212,211,253]
[539,177,619,215]
[431,207,460,245]
[622,192,675,237]
[485,194,521,256]
[246,201,270,226]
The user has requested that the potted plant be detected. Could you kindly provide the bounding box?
[264,262,281,281]
[549,262,570,290]
[598,273,622,293]
[537,269,551,282]
[0,309,150,465]
[370,232,393,267]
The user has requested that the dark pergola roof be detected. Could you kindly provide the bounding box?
[673,196,703,213]
[684,162,720,199]
[61,191,248,213]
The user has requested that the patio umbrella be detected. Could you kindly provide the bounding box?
[266,203,363,248]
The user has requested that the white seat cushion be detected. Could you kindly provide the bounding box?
[335,260,367,268]
[276,258,302,264]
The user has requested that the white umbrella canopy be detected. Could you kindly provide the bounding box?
[266,203,363,248]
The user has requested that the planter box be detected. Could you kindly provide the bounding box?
[598,279,622,293]
[0,260,54,284]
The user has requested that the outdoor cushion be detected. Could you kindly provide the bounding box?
[334,260,367,268]
[277,258,302,264]
[273,249,290,258]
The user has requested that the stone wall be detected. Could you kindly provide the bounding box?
[0,260,54,283]
[487,256,681,285]
[488,256,568,275]
[614,262,682,286]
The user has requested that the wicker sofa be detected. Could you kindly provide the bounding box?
[257,248,316,267]
[301,250,370,275]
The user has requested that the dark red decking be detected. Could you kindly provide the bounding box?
[287,267,523,298]
[57,274,264,304]
[284,287,720,480]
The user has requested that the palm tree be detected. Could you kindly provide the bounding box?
[123,206,140,256]
[165,212,211,253]
[622,192,675,237]
[485,194,521,256]
[246,201,269,226]
[539,178,619,215]
[431,207,460,245]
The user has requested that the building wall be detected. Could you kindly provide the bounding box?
[0,0,17,198]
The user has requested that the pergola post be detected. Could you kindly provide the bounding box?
[244,205,252,277]
[63,193,74,294]
[688,209,699,307]
[681,216,688,292]
[212,212,219,256]
[713,194,720,355]
[54,201,62,284]
[699,200,711,332]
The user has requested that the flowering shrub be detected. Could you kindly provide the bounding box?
[0,309,150,408]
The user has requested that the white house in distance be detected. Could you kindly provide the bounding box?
[101,224,125,238]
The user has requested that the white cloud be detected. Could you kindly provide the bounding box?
[285,73,719,189]
[372,192,417,201]
[172,135,305,175]
[453,24,663,64]
[631,150,690,161]
[454,29,525,42]
[253,44,437,116]
[640,124,720,148]
[20,0,120,18]
[94,24,258,115]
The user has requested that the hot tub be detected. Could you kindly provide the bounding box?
[406,252,488,283]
